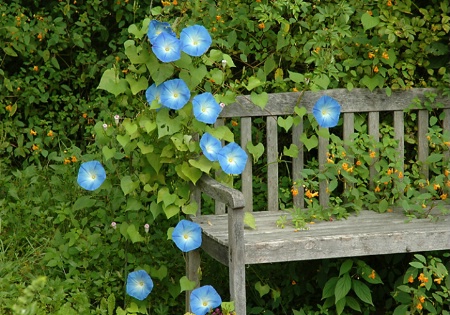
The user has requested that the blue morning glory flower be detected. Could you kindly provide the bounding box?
[77,160,106,191]
[192,93,222,124]
[152,32,181,63]
[190,285,222,315]
[312,95,341,128]
[159,79,191,110]
[147,20,176,45]
[172,219,202,252]
[200,133,222,162]
[126,270,154,301]
[180,25,212,57]
[217,142,248,175]
[145,83,161,105]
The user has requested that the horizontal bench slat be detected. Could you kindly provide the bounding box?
[220,88,450,118]
[193,210,450,265]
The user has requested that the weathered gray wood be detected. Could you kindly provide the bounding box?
[343,113,355,191]
[368,112,379,189]
[292,120,304,208]
[393,111,405,171]
[318,132,329,207]
[186,249,201,311]
[267,116,279,211]
[219,88,450,118]
[228,206,246,315]
[195,175,245,210]
[241,117,253,212]
[192,209,450,264]
[418,110,429,178]
[214,118,226,214]
[444,109,450,162]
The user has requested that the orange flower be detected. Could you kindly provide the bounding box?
[47,130,54,137]
[32,144,39,151]
[64,158,71,164]
[398,171,403,179]
[231,120,239,127]
[382,51,389,59]
[373,65,379,73]
[368,269,376,279]
[418,273,428,285]
[418,296,425,303]
[37,33,43,41]
[434,277,442,284]
[305,189,319,199]
[5,105,12,112]
[368,52,375,59]
[356,160,362,166]
[342,163,349,171]
[433,183,440,190]
[314,47,321,53]
[82,113,88,119]
[387,168,394,175]
[327,158,334,164]
[292,87,298,92]
[416,303,423,310]
[291,280,297,285]
[258,22,265,30]
[30,129,37,136]
[367,10,373,16]
[33,65,39,72]
[369,150,376,158]
[408,275,414,283]
[375,186,381,192]
[216,15,221,21]
[71,156,78,163]
[387,0,392,6]
[440,193,447,200]
[172,0,177,5]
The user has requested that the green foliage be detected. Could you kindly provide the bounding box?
[392,253,450,314]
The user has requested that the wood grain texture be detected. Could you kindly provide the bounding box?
[192,209,450,264]
[219,88,450,118]
[267,116,279,211]
[195,175,245,210]
[241,117,254,212]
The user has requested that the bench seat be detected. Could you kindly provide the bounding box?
[193,208,450,265]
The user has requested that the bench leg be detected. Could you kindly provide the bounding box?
[229,207,246,315]
[186,249,201,313]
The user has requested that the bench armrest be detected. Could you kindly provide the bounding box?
[195,174,245,210]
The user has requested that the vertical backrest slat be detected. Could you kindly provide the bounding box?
[417,110,429,179]
[292,119,304,208]
[241,117,253,212]
[267,116,279,211]
[343,113,355,192]
[393,111,405,172]
[368,112,380,188]
[318,134,329,207]
[443,109,450,162]
[214,118,226,214]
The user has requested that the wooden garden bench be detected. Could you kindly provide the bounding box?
[187,88,450,315]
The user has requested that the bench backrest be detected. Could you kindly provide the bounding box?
[214,88,450,214]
